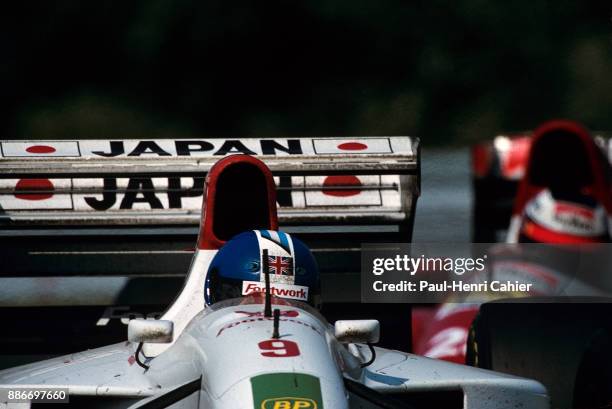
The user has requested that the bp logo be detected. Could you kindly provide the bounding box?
[261,397,317,408]
[251,373,323,409]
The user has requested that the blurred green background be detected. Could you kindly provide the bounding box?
[4,1,612,145]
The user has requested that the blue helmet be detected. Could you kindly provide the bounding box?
[204,230,320,306]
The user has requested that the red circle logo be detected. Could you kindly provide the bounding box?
[15,179,55,200]
[337,142,368,151]
[323,175,362,197]
[26,145,57,154]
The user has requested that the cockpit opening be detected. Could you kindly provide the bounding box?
[212,162,272,241]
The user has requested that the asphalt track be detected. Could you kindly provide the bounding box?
[413,149,471,242]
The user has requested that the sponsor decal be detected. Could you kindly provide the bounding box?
[14,179,55,201]
[553,202,596,232]
[0,175,397,212]
[555,202,594,220]
[525,190,607,239]
[1,141,81,157]
[84,139,304,157]
[312,138,391,154]
[523,219,599,243]
[1,138,405,158]
[27,145,56,154]
[261,398,316,408]
[242,281,308,301]
[305,175,382,206]
[337,142,368,151]
[251,373,323,409]
[322,175,362,197]
[73,177,204,211]
[0,179,73,210]
[0,177,205,211]
[0,139,306,158]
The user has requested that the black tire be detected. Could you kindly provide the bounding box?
[466,297,612,409]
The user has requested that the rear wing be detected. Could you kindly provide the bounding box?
[0,137,419,235]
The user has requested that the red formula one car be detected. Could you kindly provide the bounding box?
[470,120,612,242]
[412,120,612,408]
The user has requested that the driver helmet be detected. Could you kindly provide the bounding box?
[518,188,609,243]
[204,230,320,306]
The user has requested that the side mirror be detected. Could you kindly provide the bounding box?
[128,319,174,344]
[334,319,380,344]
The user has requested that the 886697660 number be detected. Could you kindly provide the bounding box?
[3,388,69,403]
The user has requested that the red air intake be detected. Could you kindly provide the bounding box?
[197,155,278,250]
